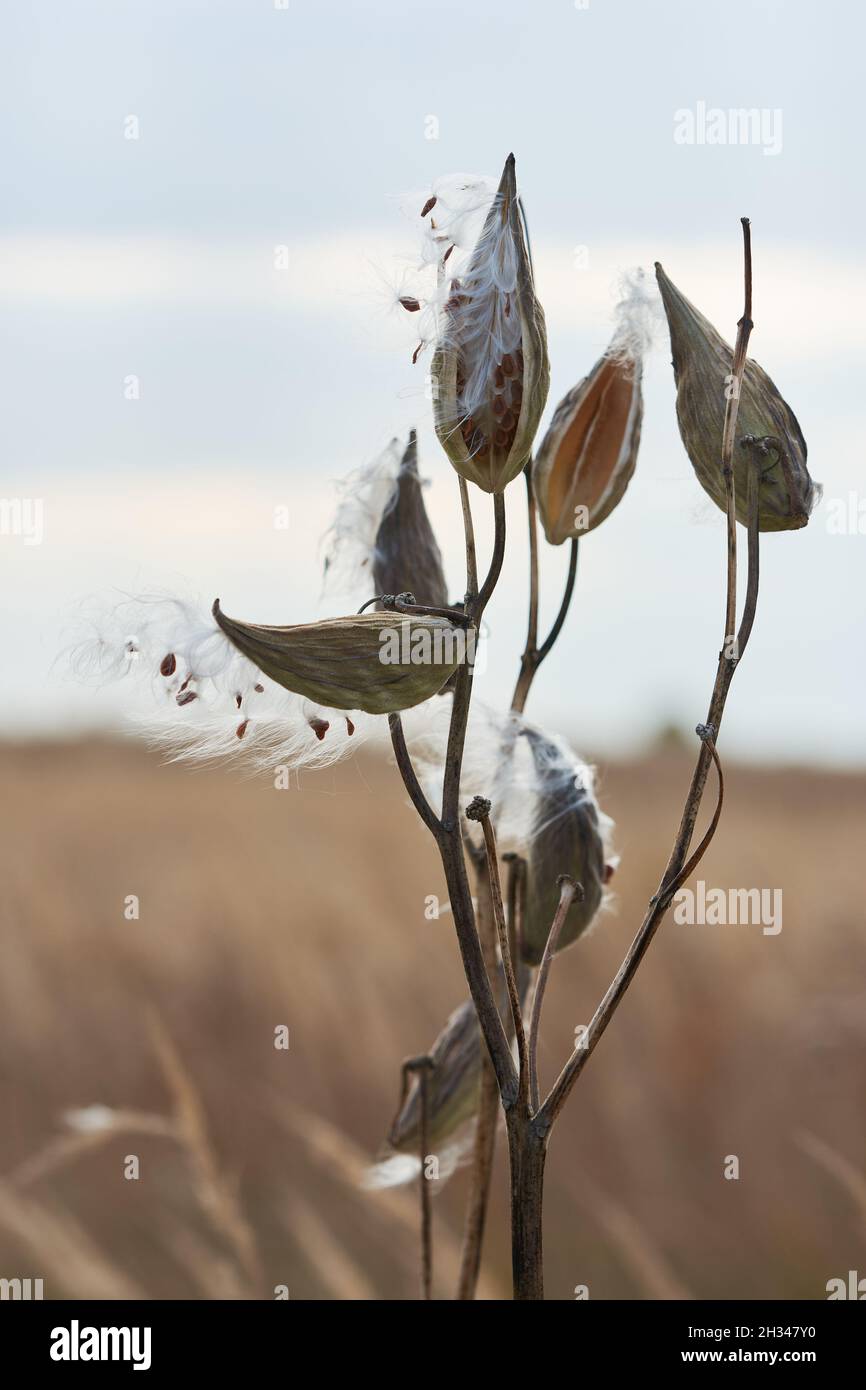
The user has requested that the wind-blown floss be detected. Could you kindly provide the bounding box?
[405,698,616,956]
[397,155,549,493]
[69,594,375,771]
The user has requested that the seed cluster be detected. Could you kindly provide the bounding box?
[456,341,524,461]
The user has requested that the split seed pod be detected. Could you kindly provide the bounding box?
[521,729,609,965]
[431,155,549,493]
[373,430,449,609]
[533,352,643,543]
[656,263,819,530]
[213,601,464,714]
[388,999,482,1157]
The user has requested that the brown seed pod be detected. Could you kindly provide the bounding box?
[431,154,549,494]
[532,351,643,544]
[520,730,608,965]
[372,431,450,611]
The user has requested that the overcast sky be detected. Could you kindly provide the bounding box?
[1,0,863,766]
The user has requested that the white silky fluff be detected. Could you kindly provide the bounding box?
[362,1136,471,1192]
[320,439,404,601]
[396,172,522,426]
[402,696,616,864]
[608,267,664,365]
[68,592,375,773]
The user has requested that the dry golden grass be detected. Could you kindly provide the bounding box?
[0,735,863,1300]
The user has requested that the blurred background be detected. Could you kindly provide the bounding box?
[0,0,863,1299]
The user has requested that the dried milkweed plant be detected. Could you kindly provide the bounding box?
[69,159,819,1299]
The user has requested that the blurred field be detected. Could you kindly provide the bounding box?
[0,735,864,1301]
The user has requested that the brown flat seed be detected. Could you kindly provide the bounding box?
[236,719,249,739]
[501,410,514,430]
[493,365,505,389]
[399,296,421,313]
[442,245,454,264]
[176,690,197,706]
[501,353,515,377]
[494,427,508,447]
[309,717,330,741]
[160,653,176,677]
[492,395,505,417]
[510,380,523,406]
[235,693,242,709]
[254,683,264,693]
[516,347,524,370]
[412,341,423,365]
[346,717,355,736]
[476,437,490,456]
[420,195,437,217]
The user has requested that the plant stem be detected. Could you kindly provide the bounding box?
[470,800,529,1108]
[527,876,578,1113]
[399,1054,435,1298]
[506,1103,547,1300]
[535,219,759,1134]
[511,468,579,715]
[456,855,499,1300]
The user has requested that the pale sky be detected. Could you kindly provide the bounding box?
[1,0,863,765]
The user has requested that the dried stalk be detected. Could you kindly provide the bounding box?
[538,223,760,1133]
[398,1054,436,1299]
[527,876,579,1113]
[512,467,579,715]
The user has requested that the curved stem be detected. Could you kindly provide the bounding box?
[527,877,578,1113]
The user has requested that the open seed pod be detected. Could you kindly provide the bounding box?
[213,601,465,714]
[373,431,449,609]
[533,352,643,543]
[430,155,549,493]
[388,999,482,1157]
[656,263,819,531]
[521,729,609,965]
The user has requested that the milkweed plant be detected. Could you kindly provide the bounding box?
[73,155,819,1301]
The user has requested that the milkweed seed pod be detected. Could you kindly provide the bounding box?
[425,155,549,493]
[322,434,449,610]
[521,728,611,965]
[389,999,483,1158]
[372,431,449,609]
[368,962,534,1189]
[655,263,819,531]
[70,595,375,770]
[532,272,655,542]
[213,601,465,715]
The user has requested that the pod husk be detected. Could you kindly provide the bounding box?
[656,263,818,531]
[433,155,549,494]
[213,601,463,714]
[533,351,643,543]
[521,730,606,965]
[373,431,449,610]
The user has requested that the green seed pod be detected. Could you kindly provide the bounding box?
[432,155,549,494]
[212,601,464,714]
[373,431,449,610]
[655,263,819,531]
[533,351,643,543]
[521,730,609,965]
